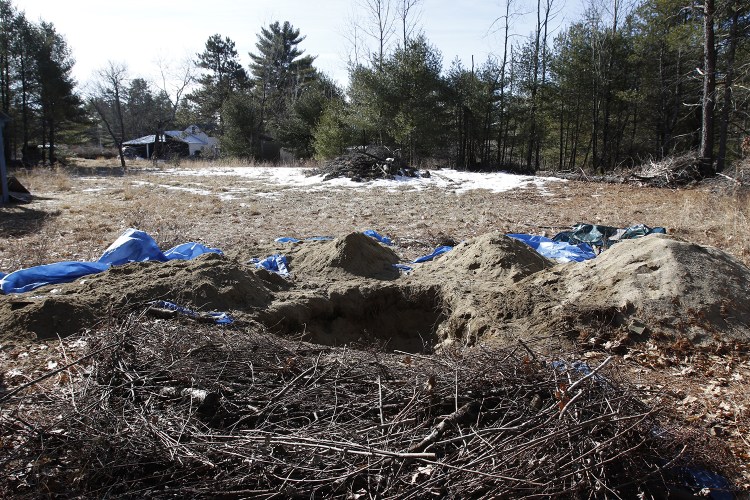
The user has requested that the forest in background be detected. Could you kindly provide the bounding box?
[0,0,748,174]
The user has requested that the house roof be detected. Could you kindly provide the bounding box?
[123,130,211,146]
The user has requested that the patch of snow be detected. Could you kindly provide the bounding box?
[157,166,565,195]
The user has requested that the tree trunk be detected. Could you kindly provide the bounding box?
[716,0,739,173]
[525,0,541,172]
[699,0,716,176]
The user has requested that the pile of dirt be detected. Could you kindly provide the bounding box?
[258,283,444,352]
[550,234,750,342]
[289,232,401,280]
[4,230,750,352]
[420,232,552,282]
[406,232,750,350]
[0,253,273,340]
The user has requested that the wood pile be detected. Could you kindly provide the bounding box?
[627,153,702,188]
[1,317,733,499]
[313,146,422,182]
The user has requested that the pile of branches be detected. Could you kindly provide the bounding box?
[313,146,422,182]
[0,318,728,498]
[627,153,702,188]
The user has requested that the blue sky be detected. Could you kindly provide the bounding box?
[14,0,581,89]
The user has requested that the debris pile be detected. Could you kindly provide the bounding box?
[627,153,702,188]
[1,320,726,499]
[313,146,423,182]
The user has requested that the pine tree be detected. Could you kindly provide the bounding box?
[249,21,316,136]
[34,21,84,165]
[189,34,247,134]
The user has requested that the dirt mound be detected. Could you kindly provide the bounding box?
[551,234,750,342]
[0,253,272,340]
[417,233,750,349]
[258,283,443,352]
[5,231,750,350]
[420,232,552,282]
[289,232,400,280]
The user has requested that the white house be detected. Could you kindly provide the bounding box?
[123,125,219,159]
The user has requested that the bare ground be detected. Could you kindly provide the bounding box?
[2,159,750,495]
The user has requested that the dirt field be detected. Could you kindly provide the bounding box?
[2,159,750,496]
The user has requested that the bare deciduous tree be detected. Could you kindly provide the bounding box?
[358,0,397,70]
[89,61,129,169]
[397,0,423,46]
[151,57,194,161]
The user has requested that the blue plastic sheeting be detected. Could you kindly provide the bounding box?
[676,468,734,500]
[507,234,596,263]
[413,245,453,263]
[551,360,593,376]
[98,229,168,266]
[0,262,110,294]
[164,242,224,261]
[553,223,667,248]
[0,228,224,294]
[393,263,413,272]
[250,254,289,276]
[620,224,666,239]
[275,231,392,245]
[275,236,334,243]
[362,229,393,246]
[97,229,223,266]
[150,300,233,325]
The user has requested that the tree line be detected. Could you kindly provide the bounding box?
[0,0,748,175]
[0,0,84,165]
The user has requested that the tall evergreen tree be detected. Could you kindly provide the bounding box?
[33,21,84,165]
[249,21,316,136]
[0,0,17,163]
[188,34,247,134]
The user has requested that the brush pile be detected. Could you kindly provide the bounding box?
[627,153,702,188]
[1,316,728,499]
[314,146,421,182]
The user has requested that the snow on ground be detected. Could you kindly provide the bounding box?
[158,166,565,196]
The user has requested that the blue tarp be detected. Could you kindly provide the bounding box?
[275,236,334,243]
[413,245,453,263]
[507,234,597,263]
[362,229,393,246]
[676,467,734,500]
[0,228,223,294]
[275,231,393,245]
[250,254,289,275]
[149,300,233,325]
[553,223,667,248]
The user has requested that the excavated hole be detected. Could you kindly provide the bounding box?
[261,284,446,353]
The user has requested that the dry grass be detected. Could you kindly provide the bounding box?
[4,161,750,270]
[2,160,750,494]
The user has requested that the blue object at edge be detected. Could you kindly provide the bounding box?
[362,229,393,245]
[0,228,223,294]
